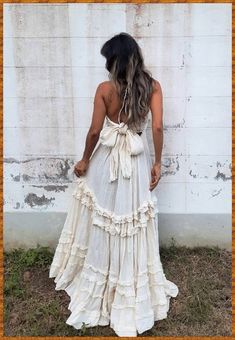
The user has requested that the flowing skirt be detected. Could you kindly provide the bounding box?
[49,129,179,336]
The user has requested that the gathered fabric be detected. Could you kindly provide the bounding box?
[99,119,144,182]
[49,176,179,337]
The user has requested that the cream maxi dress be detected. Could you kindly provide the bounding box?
[49,88,179,337]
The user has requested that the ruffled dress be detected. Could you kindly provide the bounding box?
[49,91,179,336]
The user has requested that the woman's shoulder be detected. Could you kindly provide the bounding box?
[98,79,161,91]
[97,79,162,98]
[151,78,162,93]
[95,81,116,99]
[97,80,114,91]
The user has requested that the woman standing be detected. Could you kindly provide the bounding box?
[49,32,179,337]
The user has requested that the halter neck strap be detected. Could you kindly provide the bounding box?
[118,87,128,124]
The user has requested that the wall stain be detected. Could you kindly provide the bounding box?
[133,4,143,36]
[58,159,71,180]
[215,161,232,181]
[190,190,199,196]
[215,170,232,181]
[189,170,197,178]
[211,188,222,198]
[176,158,179,171]
[147,20,154,27]
[14,202,20,209]
[24,193,55,207]
[189,170,210,179]
[4,157,42,164]
[31,184,68,192]
[5,157,74,183]
[22,174,34,181]
[44,158,72,181]
[11,174,21,182]
[189,160,231,181]
[180,54,185,70]
[165,118,185,129]
[163,156,180,176]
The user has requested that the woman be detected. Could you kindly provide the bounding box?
[49,32,179,337]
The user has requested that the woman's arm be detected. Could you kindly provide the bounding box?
[81,83,107,161]
[74,82,107,177]
[150,79,163,163]
[149,79,163,191]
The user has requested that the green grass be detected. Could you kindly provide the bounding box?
[4,244,232,336]
[4,245,52,298]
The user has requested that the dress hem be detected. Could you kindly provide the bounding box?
[49,177,179,337]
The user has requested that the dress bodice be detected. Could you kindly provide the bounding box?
[105,111,149,134]
[99,87,149,183]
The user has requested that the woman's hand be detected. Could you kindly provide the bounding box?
[149,161,161,191]
[74,159,89,177]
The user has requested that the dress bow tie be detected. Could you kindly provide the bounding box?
[99,122,144,183]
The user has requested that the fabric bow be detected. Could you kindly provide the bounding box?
[99,122,144,182]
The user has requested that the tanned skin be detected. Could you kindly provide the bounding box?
[74,80,163,191]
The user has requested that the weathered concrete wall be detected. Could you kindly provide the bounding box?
[4,3,232,250]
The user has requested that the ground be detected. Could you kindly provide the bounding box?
[4,243,232,336]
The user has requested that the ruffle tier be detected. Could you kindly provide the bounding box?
[49,178,179,337]
[72,177,157,237]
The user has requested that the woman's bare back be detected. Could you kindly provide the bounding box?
[102,81,129,124]
[102,79,160,126]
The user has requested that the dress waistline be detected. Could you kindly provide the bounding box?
[99,122,144,182]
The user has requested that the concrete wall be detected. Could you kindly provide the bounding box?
[4,3,232,250]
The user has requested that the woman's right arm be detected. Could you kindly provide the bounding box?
[149,79,163,191]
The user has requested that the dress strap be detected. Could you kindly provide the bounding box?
[118,87,128,124]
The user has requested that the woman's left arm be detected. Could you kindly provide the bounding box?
[74,83,107,177]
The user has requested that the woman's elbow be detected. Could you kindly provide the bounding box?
[88,128,101,138]
[152,125,163,133]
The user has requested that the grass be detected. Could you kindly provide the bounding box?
[4,243,232,336]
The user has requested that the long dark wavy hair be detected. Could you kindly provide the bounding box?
[100,32,155,130]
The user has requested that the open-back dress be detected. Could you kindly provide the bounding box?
[49,87,179,337]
